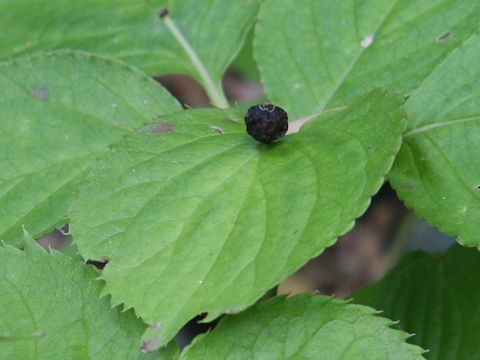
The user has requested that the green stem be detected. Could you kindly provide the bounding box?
[160,11,229,109]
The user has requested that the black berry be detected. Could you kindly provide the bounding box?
[244,104,288,144]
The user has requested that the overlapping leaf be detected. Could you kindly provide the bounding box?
[0,231,161,360]
[183,295,425,359]
[70,89,405,349]
[255,0,480,246]
[354,245,480,359]
[232,29,260,81]
[0,51,180,246]
[0,0,260,103]
[389,40,480,247]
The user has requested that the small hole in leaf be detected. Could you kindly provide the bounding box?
[475,185,480,190]
[86,259,108,269]
[436,31,451,42]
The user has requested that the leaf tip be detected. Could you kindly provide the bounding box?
[21,226,44,254]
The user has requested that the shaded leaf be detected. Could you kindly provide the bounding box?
[70,89,405,349]
[353,245,480,360]
[0,51,180,246]
[389,38,480,247]
[0,231,160,360]
[0,0,260,104]
[255,0,480,246]
[232,29,260,81]
[183,295,425,359]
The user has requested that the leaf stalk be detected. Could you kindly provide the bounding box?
[160,10,229,109]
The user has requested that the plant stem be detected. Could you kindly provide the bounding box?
[160,11,229,109]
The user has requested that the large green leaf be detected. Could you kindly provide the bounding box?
[255,0,480,246]
[353,245,480,360]
[389,39,480,247]
[0,0,260,106]
[0,51,180,246]
[70,89,405,350]
[0,231,160,360]
[183,295,425,359]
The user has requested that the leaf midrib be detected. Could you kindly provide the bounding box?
[0,159,90,238]
[404,115,480,137]
[320,0,400,111]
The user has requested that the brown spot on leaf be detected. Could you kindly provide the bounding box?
[151,122,175,133]
[403,183,415,191]
[140,338,161,353]
[30,88,50,101]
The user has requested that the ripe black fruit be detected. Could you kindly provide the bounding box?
[244,104,288,144]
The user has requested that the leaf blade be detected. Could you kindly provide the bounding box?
[182,295,425,360]
[0,231,162,360]
[0,51,180,245]
[353,245,480,359]
[255,0,480,246]
[70,90,405,349]
[0,0,260,100]
[389,32,480,246]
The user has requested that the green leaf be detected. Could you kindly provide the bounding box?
[255,0,479,118]
[0,0,260,106]
[0,230,159,360]
[353,245,480,360]
[255,0,480,246]
[0,51,180,246]
[389,40,480,247]
[232,29,260,81]
[182,294,425,359]
[70,89,405,350]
